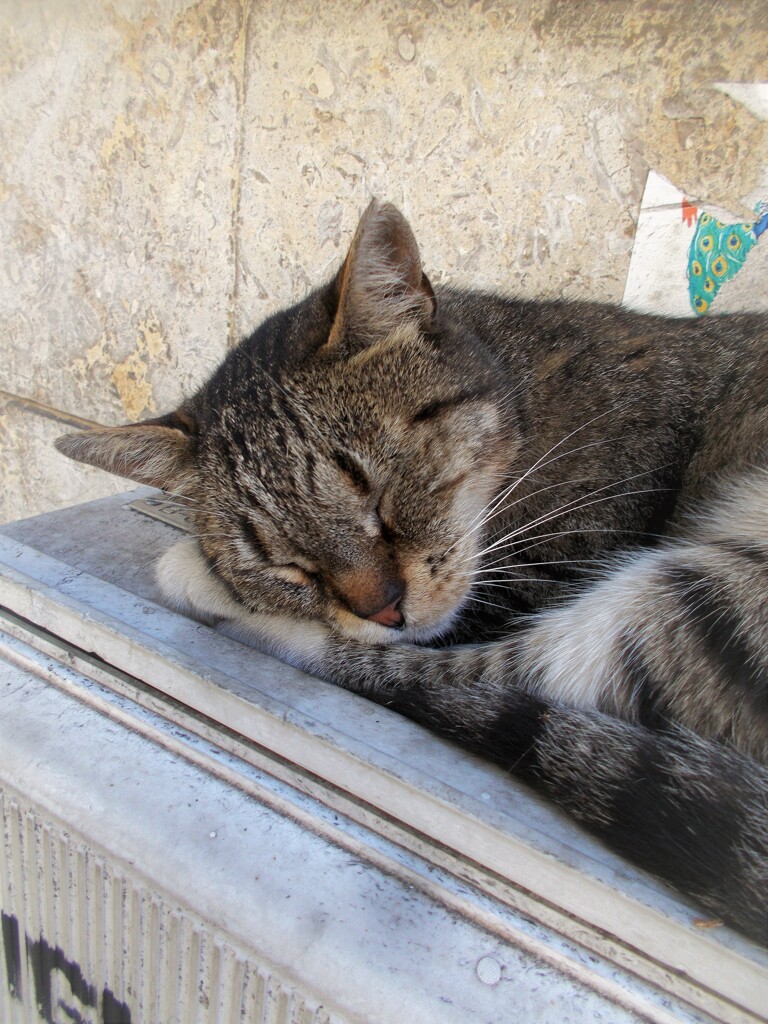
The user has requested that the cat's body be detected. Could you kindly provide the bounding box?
[57,201,768,942]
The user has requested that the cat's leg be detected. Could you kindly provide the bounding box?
[156,530,768,945]
[158,470,768,763]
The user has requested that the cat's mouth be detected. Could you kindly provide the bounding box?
[330,589,465,645]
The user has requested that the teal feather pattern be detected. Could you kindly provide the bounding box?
[687,203,768,315]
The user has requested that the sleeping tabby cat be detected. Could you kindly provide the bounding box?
[56,200,768,943]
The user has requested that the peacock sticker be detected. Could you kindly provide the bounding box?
[687,201,768,315]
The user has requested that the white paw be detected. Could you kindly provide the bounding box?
[156,539,243,622]
[156,539,330,673]
[217,612,330,674]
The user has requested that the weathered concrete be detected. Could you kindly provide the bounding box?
[1,0,767,522]
[1,0,243,422]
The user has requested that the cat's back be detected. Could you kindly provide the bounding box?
[440,286,766,373]
[439,288,768,467]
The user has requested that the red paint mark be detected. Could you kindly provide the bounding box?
[682,198,698,227]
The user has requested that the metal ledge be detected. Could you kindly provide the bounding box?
[1,492,766,1022]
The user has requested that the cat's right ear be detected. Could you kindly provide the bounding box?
[54,409,198,492]
[324,199,437,350]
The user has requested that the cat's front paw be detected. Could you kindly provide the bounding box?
[156,539,330,673]
[216,612,331,674]
[156,538,243,623]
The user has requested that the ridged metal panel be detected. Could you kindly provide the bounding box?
[0,791,337,1024]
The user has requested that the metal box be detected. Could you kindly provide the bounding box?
[0,492,766,1024]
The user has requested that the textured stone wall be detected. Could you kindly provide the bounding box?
[2,0,766,523]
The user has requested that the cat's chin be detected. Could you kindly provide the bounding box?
[331,608,457,647]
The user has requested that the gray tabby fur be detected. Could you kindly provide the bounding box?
[56,200,768,943]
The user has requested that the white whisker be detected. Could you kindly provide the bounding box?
[479,474,667,559]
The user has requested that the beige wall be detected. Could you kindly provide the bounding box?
[2,0,766,523]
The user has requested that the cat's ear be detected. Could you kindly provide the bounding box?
[325,199,436,348]
[54,409,198,491]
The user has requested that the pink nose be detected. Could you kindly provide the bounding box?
[333,570,405,626]
[367,599,404,628]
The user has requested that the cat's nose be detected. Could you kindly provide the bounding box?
[365,578,405,628]
[334,571,405,627]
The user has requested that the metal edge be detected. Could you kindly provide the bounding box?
[0,535,765,1021]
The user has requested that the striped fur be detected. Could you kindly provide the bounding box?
[57,201,768,942]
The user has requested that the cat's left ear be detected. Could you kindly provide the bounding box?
[55,408,198,492]
[325,199,437,349]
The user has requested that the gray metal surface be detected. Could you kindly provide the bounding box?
[1,630,651,1024]
[1,491,766,1023]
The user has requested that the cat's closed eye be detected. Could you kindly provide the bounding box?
[412,390,491,423]
[377,507,399,543]
[270,564,317,587]
[239,518,271,562]
[373,491,399,543]
[239,519,318,586]
[332,450,371,495]
[429,471,469,497]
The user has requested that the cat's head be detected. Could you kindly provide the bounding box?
[56,201,511,643]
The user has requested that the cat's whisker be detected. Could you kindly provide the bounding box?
[450,516,667,594]
[478,531,621,571]
[446,407,635,554]
[486,406,627,508]
[448,481,663,577]
[473,441,611,526]
[471,526,662,573]
[457,469,590,546]
[469,578,564,591]
[474,466,622,537]
[464,556,603,579]
[461,593,519,612]
[478,470,669,559]
[444,440,619,558]
[480,487,665,563]
[159,489,200,505]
